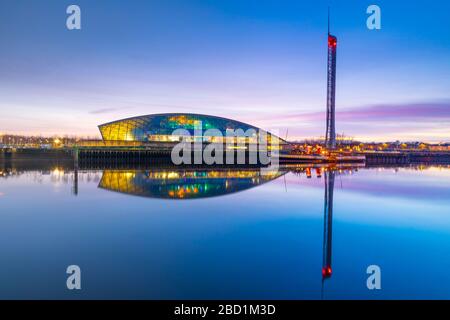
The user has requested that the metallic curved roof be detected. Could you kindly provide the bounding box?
[99,113,258,130]
[98,113,285,142]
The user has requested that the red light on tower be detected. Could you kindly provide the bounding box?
[328,35,337,48]
[322,266,332,278]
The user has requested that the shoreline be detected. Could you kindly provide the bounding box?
[1,148,450,166]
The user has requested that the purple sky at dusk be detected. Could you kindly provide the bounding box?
[0,0,449,142]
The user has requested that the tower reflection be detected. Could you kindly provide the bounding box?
[322,169,335,281]
[287,164,358,297]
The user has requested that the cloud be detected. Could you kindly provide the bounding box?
[89,107,125,114]
[336,102,450,122]
[250,101,450,142]
[88,102,200,115]
[256,101,450,124]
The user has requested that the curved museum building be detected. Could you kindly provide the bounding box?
[98,113,286,147]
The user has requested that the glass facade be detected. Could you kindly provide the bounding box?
[98,113,285,145]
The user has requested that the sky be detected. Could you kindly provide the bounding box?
[0,0,449,142]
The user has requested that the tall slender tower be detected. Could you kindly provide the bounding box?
[325,10,337,149]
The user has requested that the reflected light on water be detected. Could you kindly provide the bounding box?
[0,162,449,299]
[98,169,287,199]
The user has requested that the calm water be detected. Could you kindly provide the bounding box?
[0,162,449,299]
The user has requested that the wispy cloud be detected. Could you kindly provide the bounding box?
[248,101,450,142]
[264,101,450,123]
[89,108,125,115]
[88,102,201,115]
[336,102,450,122]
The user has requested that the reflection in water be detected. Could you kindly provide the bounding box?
[96,165,337,290]
[98,169,286,199]
[95,165,338,293]
[96,165,338,296]
[1,161,450,299]
[322,170,335,298]
[73,167,78,196]
[286,165,341,296]
[322,170,335,281]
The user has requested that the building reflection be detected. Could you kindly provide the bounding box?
[98,169,285,199]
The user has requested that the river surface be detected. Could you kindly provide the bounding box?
[0,163,449,299]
